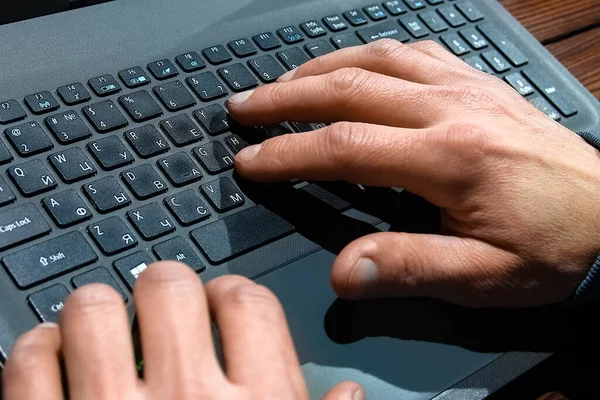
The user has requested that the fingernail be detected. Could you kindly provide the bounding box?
[236,144,262,162]
[350,258,378,293]
[277,68,297,82]
[228,89,256,105]
[37,322,59,329]
[353,388,366,400]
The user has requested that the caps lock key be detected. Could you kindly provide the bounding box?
[0,203,51,251]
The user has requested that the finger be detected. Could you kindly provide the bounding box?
[134,262,229,398]
[2,324,63,400]
[228,67,446,128]
[235,121,478,205]
[329,231,552,308]
[321,381,365,400]
[205,275,307,398]
[60,284,139,399]
[276,39,463,85]
[409,40,473,70]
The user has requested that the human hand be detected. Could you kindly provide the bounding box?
[2,262,363,400]
[228,39,600,307]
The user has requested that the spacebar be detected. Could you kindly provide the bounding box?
[191,205,295,264]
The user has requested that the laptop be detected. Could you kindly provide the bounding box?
[0,0,599,398]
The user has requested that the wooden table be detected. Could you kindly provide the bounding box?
[489,1,600,399]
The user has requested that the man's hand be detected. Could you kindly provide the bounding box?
[228,39,600,307]
[2,262,363,400]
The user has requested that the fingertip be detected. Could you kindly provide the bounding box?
[277,68,298,82]
[331,238,379,300]
[322,381,365,400]
[228,89,256,106]
[235,144,262,164]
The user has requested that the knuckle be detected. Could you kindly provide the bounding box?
[441,122,496,157]
[413,39,446,55]
[323,122,366,166]
[452,86,503,112]
[327,67,369,100]
[221,281,282,316]
[366,38,404,60]
[63,283,123,318]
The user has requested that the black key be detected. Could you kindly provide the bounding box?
[419,10,449,32]
[153,237,205,272]
[261,123,294,139]
[175,51,206,72]
[56,83,91,106]
[124,125,170,158]
[45,111,92,144]
[441,33,470,55]
[0,176,15,206]
[383,1,407,15]
[8,160,57,196]
[147,59,179,80]
[356,21,410,43]
[0,99,26,124]
[118,66,151,88]
[5,121,53,157]
[28,284,70,322]
[529,96,561,121]
[42,189,92,227]
[118,90,163,122]
[225,134,250,154]
[159,114,204,146]
[191,205,294,263]
[301,184,351,211]
[322,15,348,31]
[438,5,467,27]
[363,5,388,20]
[252,32,282,51]
[114,251,154,289]
[24,91,60,114]
[83,177,131,213]
[0,203,51,251]
[202,45,233,65]
[248,55,286,83]
[88,74,121,96]
[277,26,305,44]
[290,122,328,132]
[4,231,97,288]
[88,136,134,170]
[343,10,368,26]
[200,177,245,212]
[456,1,484,21]
[305,40,336,58]
[331,33,364,49]
[400,15,430,38]
[165,189,211,226]
[88,216,137,255]
[194,141,235,175]
[464,55,491,73]
[121,164,168,200]
[194,104,230,136]
[48,148,96,183]
[482,50,511,73]
[0,140,12,165]
[187,72,228,101]
[153,80,196,111]
[478,23,528,66]
[504,73,535,96]
[218,64,258,92]
[127,203,175,240]
[228,38,258,57]
[426,0,444,4]
[403,0,426,10]
[300,21,328,38]
[72,267,128,301]
[277,48,311,70]
[158,152,203,187]
[522,68,578,117]
[459,27,488,49]
[83,100,128,133]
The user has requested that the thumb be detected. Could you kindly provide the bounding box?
[321,381,365,400]
[331,232,518,308]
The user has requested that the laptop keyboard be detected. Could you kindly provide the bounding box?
[0,0,580,324]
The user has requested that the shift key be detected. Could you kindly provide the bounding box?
[356,21,410,43]
[3,231,97,288]
[0,203,51,251]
